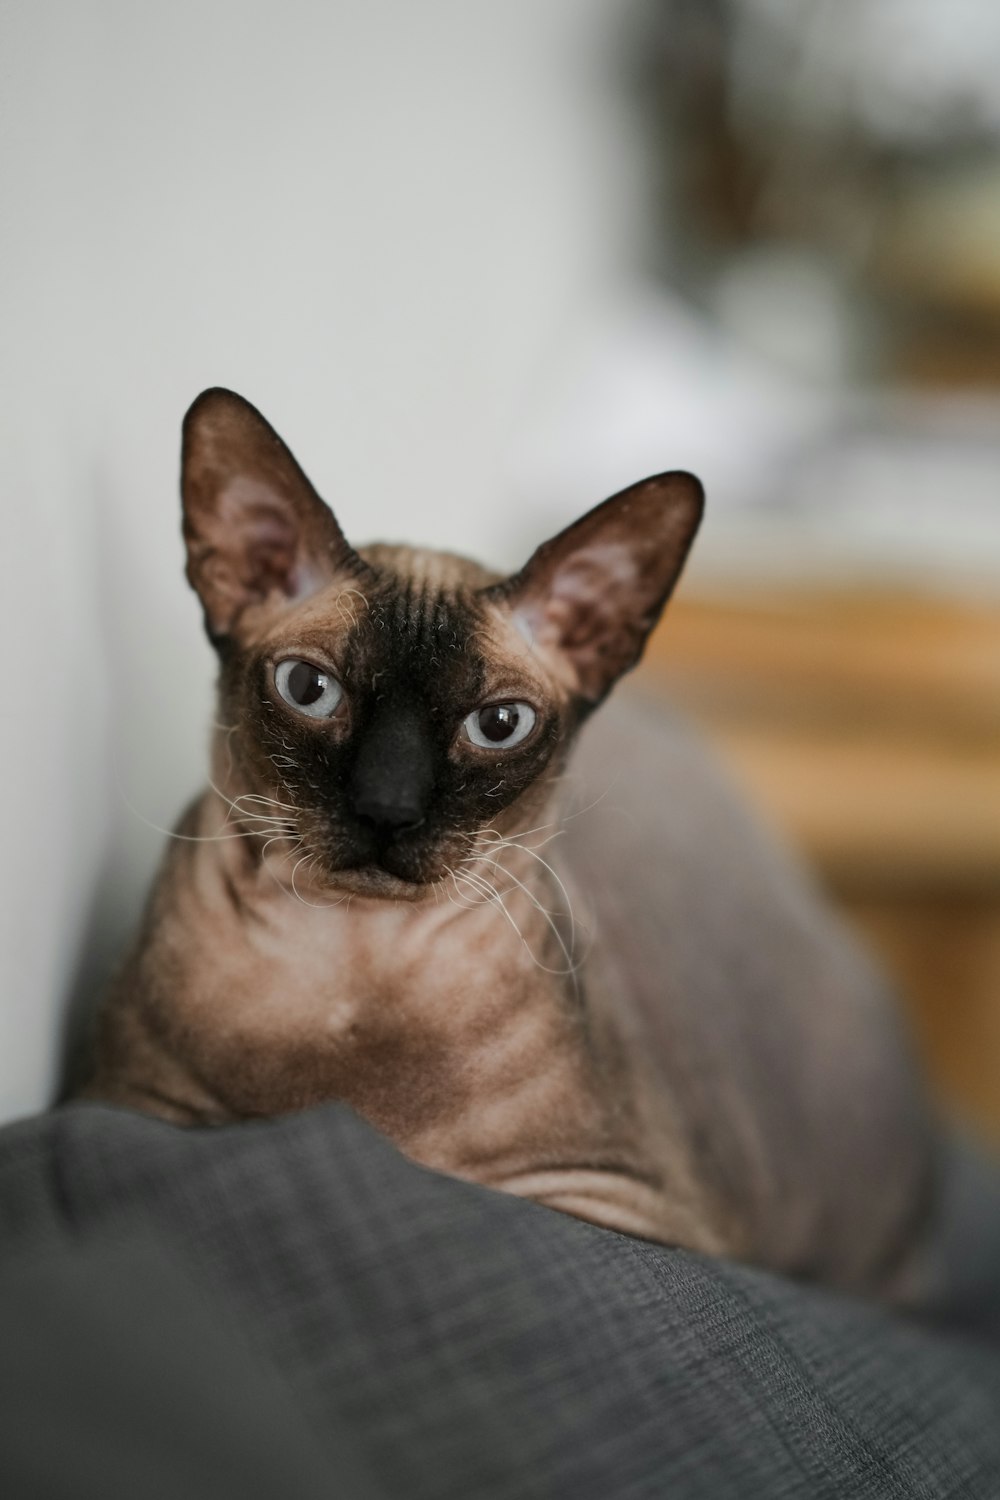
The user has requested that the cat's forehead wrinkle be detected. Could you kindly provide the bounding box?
[358,543,501,594]
[389,572,481,653]
[329,563,493,721]
[354,548,495,665]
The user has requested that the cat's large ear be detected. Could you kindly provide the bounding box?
[489,472,704,703]
[181,388,362,642]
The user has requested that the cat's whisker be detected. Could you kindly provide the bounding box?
[165,827,287,846]
[476,819,560,846]
[208,788,256,832]
[457,854,561,919]
[289,853,349,910]
[460,825,577,953]
[486,841,577,959]
[444,884,482,913]
[120,798,294,848]
[458,823,565,865]
[257,828,344,906]
[204,774,253,827]
[460,815,589,982]
[254,836,346,912]
[259,835,326,909]
[212,720,240,779]
[234,790,299,808]
[222,813,299,837]
[471,774,619,855]
[440,870,479,900]
[442,864,493,913]
[467,854,579,979]
[475,874,577,981]
[230,792,300,815]
[306,854,340,898]
[110,755,284,849]
[259,832,301,866]
[450,868,524,946]
[453,864,500,902]
[204,772,300,819]
[211,801,294,822]
[502,829,566,856]
[202,777,305,850]
[244,828,307,906]
[238,811,295,831]
[449,858,581,981]
[258,838,301,899]
[481,818,588,968]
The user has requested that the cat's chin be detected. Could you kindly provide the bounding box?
[325,866,431,903]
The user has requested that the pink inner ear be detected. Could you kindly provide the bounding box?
[554,543,640,640]
[182,389,360,640]
[521,543,638,630]
[218,479,308,602]
[513,541,657,700]
[519,542,641,644]
[499,469,703,700]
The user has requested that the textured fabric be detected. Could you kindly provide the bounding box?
[3,1102,1000,1499]
[0,1235,377,1500]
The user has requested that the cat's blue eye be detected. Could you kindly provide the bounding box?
[463,702,536,750]
[274,659,343,720]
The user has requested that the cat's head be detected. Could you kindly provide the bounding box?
[181,388,702,897]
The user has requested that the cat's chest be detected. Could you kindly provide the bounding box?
[219,881,531,1039]
[168,851,590,1146]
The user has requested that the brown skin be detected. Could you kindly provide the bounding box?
[84,390,935,1292]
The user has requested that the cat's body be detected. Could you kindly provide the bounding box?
[84,391,935,1295]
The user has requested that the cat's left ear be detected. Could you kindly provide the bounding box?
[181,388,363,643]
[489,472,704,703]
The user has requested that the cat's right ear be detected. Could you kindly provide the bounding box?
[487,471,704,704]
[181,389,361,644]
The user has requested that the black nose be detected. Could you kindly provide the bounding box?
[352,796,425,835]
[349,703,434,840]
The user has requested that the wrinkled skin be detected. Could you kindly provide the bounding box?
[83,389,936,1297]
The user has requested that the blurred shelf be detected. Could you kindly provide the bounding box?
[641,584,1000,1141]
[645,586,1000,890]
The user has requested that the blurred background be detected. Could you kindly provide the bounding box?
[1,0,998,1137]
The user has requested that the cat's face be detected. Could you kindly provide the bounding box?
[212,549,575,896]
[181,389,702,897]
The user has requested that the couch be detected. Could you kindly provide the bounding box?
[3,1100,1000,1498]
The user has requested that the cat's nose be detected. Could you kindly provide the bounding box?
[349,704,434,839]
[352,795,425,835]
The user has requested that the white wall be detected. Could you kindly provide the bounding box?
[0,0,648,1121]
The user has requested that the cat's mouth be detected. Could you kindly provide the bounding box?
[299,824,457,902]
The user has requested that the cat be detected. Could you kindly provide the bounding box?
[83,388,935,1295]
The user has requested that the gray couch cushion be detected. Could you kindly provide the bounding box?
[2,1101,1000,1499]
[0,1235,375,1500]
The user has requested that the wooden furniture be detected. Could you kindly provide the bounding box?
[641,585,1000,1143]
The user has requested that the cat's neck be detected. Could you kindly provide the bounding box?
[154,785,604,1160]
[202,754,578,964]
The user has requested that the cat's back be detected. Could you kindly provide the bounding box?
[561,691,936,1291]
